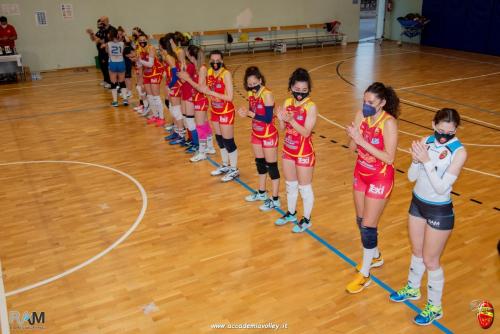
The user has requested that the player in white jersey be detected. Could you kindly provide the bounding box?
[106,27,128,107]
[389,108,467,326]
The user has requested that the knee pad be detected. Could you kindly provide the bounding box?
[185,115,196,131]
[267,162,280,180]
[203,122,212,135]
[165,99,170,108]
[196,124,207,140]
[171,105,183,121]
[223,137,237,153]
[360,225,378,249]
[215,134,225,149]
[286,180,299,194]
[119,81,126,89]
[255,158,267,175]
[113,82,120,91]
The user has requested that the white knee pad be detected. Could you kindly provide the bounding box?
[171,105,183,121]
[286,180,299,194]
[299,184,314,201]
[185,117,196,131]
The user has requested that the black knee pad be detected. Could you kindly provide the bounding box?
[113,82,120,91]
[360,225,378,249]
[119,81,126,89]
[215,134,225,149]
[255,158,267,175]
[223,138,237,153]
[267,162,280,180]
[165,99,170,108]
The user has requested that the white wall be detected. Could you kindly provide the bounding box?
[0,0,360,71]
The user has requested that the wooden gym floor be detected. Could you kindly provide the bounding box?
[0,41,499,333]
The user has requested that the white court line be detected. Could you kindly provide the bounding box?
[0,260,10,334]
[397,71,500,90]
[0,161,148,297]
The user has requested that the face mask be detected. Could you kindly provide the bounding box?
[210,62,222,71]
[292,91,309,101]
[362,103,377,118]
[139,42,147,48]
[434,131,455,144]
[247,84,261,93]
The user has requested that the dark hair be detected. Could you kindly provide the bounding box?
[365,82,400,119]
[244,66,266,91]
[288,68,312,91]
[0,16,7,23]
[108,27,118,40]
[160,33,177,60]
[174,31,187,46]
[187,45,204,69]
[433,108,460,127]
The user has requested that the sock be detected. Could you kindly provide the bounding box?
[155,96,164,119]
[427,267,444,307]
[258,190,266,194]
[272,196,279,201]
[407,255,425,289]
[360,247,376,277]
[207,135,214,149]
[220,148,229,166]
[285,181,299,215]
[298,184,314,219]
[121,86,128,99]
[111,83,118,102]
[228,150,238,169]
[373,247,380,259]
[147,95,156,117]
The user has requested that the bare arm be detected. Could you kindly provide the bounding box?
[288,103,316,138]
[348,110,364,152]
[204,71,234,102]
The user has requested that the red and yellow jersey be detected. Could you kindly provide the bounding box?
[356,111,394,176]
[282,97,315,158]
[248,87,277,139]
[193,65,208,104]
[206,67,235,115]
[140,45,163,77]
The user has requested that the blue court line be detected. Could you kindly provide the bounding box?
[205,156,453,334]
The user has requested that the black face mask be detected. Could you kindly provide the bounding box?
[210,62,222,71]
[139,42,147,48]
[247,84,261,93]
[434,131,455,144]
[292,91,309,102]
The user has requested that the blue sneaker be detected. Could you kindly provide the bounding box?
[111,101,119,107]
[292,217,312,233]
[122,99,129,106]
[414,303,443,326]
[185,145,198,154]
[275,211,297,226]
[389,284,421,303]
[165,133,178,141]
[169,137,185,145]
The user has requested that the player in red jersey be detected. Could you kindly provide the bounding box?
[345,82,400,293]
[237,66,280,212]
[201,50,239,182]
[274,68,316,233]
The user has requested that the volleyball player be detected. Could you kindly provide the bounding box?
[389,108,467,326]
[202,50,239,182]
[274,68,316,232]
[345,82,400,294]
[237,66,280,211]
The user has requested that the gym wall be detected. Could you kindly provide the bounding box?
[0,0,361,71]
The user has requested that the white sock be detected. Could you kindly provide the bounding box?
[373,247,380,259]
[427,267,444,307]
[136,85,143,96]
[408,255,425,289]
[228,150,238,169]
[207,135,214,149]
[121,86,128,99]
[220,148,229,166]
[111,88,118,102]
[298,184,314,219]
[285,180,299,214]
[199,140,207,154]
[154,96,164,119]
[360,247,376,277]
[147,95,156,117]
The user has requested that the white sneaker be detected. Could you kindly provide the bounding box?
[211,165,230,176]
[126,91,132,98]
[206,147,216,155]
[221,168,239,182]
[259,198,281,212]
[134,105,143,111]
[190,152,207,162]
[165,124,175,132]
[139,107,150,117]
[245,192,268,202]
[100,81,106,86]
[104,83,112,89]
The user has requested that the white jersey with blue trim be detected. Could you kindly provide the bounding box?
[413,135,464,204]
[107,41,124,63]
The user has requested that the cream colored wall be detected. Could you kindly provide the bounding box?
[0,0,360,71]
[386,0,423,43]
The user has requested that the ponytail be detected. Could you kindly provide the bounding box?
[365,82,400,119]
